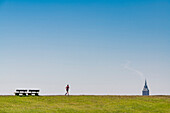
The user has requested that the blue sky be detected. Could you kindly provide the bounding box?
[0,0,170,95]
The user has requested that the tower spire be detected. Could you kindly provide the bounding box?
[145,79,147,86]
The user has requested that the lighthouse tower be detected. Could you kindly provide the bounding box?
[142,80,149,96]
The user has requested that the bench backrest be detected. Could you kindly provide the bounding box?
[29,90,40,92]
[16,89,27,92]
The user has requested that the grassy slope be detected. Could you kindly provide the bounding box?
[0,96,169,113]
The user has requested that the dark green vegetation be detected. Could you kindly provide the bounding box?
[0,95,169,113]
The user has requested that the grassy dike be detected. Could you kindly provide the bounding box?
[0,95,169,113]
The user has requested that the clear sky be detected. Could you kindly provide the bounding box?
[0,0,170,95]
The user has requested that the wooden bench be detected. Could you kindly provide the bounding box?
[28,89,40,96]
[15,89,27,96]
[14,89,40,96]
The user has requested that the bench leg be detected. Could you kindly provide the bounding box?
[28,93,31,96]
[35,93,39,96]
[23,93,26,96]
[15,93,19,96]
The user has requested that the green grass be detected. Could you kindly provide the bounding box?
[0,95,169,113]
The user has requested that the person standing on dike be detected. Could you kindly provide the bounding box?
[65,84,70,96]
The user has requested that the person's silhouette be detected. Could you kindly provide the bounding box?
[65,84,70,96]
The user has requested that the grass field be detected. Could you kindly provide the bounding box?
[0,95,169,113]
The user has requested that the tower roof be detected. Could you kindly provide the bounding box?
[143,79,149,91]
[144,79,148,88]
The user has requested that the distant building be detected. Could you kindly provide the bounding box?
[142,80,149,96]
